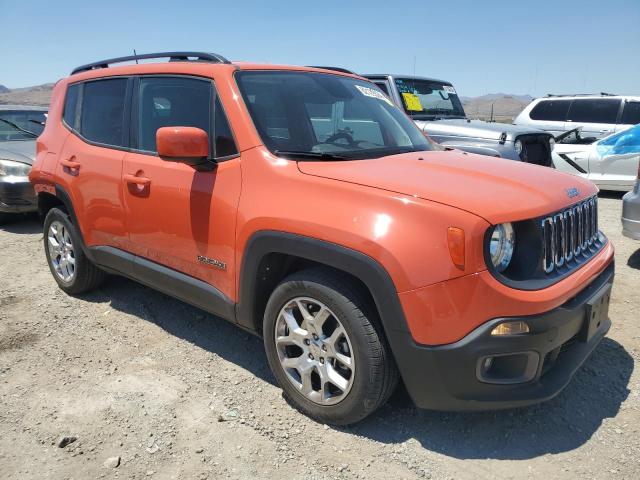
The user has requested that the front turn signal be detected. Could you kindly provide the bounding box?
[447,227,465,270]
[491,321,530,336]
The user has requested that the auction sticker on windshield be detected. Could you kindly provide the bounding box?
[401,93,423,112]
[443,85,457,95]
[355,85,394,106]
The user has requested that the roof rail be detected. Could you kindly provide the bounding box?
[545,92,617,98]
[71,51,231,75]
[307,66,357,75]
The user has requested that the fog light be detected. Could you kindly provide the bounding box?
[477,351,540,384]
[491,321,530,336]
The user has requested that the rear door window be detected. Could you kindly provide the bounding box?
[529,100,571,121]
[80,78,128,147]
[621,101,640,125]
[566,99,621,124]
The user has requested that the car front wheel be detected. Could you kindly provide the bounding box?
[263,268,398,425]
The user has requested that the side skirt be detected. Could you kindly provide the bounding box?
[89,246,237,323]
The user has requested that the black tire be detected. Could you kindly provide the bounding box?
[263,268,399,425]
[43,207,106,294]
[0,212,14,225]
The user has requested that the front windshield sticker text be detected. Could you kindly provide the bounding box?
[354,85,394,106]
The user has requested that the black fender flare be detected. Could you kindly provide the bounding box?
[43,184,93,261]
[236,230,412,337]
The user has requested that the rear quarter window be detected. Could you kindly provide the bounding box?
[621,101,640,125]
[529,100,571,121]
[566,99,621,124]
[63,84,80,129]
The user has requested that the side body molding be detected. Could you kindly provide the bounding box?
[89,246,236,322]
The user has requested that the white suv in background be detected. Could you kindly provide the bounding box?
[515,94,640,139]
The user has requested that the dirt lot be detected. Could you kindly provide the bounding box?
[0,194,638,480]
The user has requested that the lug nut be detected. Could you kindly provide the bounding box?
[319,357,325,364]
[304,339,310,345]
[321,345,327,351]
[308,353,314,360]
[312,334,319,341]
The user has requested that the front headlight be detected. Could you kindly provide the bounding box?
[489,223,515,272]
[514,139,523,156]
[0,159,31,177]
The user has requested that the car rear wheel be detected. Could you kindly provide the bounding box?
[263,268,398,425]
[43,207,106,294]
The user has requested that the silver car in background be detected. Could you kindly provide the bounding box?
[553,124,640,191]
[363,74,555,166]
[622,165,640,240]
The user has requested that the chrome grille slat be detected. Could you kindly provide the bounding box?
[541,196,600,274]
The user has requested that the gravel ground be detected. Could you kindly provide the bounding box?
[0,193,638,480]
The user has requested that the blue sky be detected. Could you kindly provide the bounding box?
[1,0,638,97]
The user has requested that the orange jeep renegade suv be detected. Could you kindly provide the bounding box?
[30,52,615,425]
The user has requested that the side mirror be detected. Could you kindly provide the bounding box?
[156,127,210,166]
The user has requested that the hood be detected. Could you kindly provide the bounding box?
[0,140,36,165]
[297,150,597,224]
[414,118,551,142]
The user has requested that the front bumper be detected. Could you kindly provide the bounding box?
[394,261,614,411]
[0,176,37,214]
[622,183,640,240]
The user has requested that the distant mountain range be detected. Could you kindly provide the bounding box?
[461,93,534,121]
[0,83,535,121]
[0,83,55,106]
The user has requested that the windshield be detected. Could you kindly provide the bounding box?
[235,71,432,160]
[395,78,466,119]
[0,110,46,141]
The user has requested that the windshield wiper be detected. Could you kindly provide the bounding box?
[274,150,351,160]
[0,118,38,137]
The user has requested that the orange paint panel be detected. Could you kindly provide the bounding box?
[234,148,490,295]
[122,152,241,300]
[399,240,615,345]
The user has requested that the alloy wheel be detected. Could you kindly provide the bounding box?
[275,297,355,405]
[47,220,76,282]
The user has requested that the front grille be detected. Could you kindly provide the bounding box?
[518,134,553,167]
[541,196,600,274]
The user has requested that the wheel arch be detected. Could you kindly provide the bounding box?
[38,185,91,258]
[236,231,412,342]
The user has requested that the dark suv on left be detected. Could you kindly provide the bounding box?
[0,105,47,223]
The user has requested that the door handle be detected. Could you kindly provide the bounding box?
[61,157,81,174]
[124,174,151,186]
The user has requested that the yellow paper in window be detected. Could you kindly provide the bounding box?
[402,93,423,112]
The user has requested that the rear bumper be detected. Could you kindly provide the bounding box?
[0,177,37,213]
[394,261,614,411]
[622,185,640,240]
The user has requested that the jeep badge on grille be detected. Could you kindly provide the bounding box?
[566,187,580,198]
